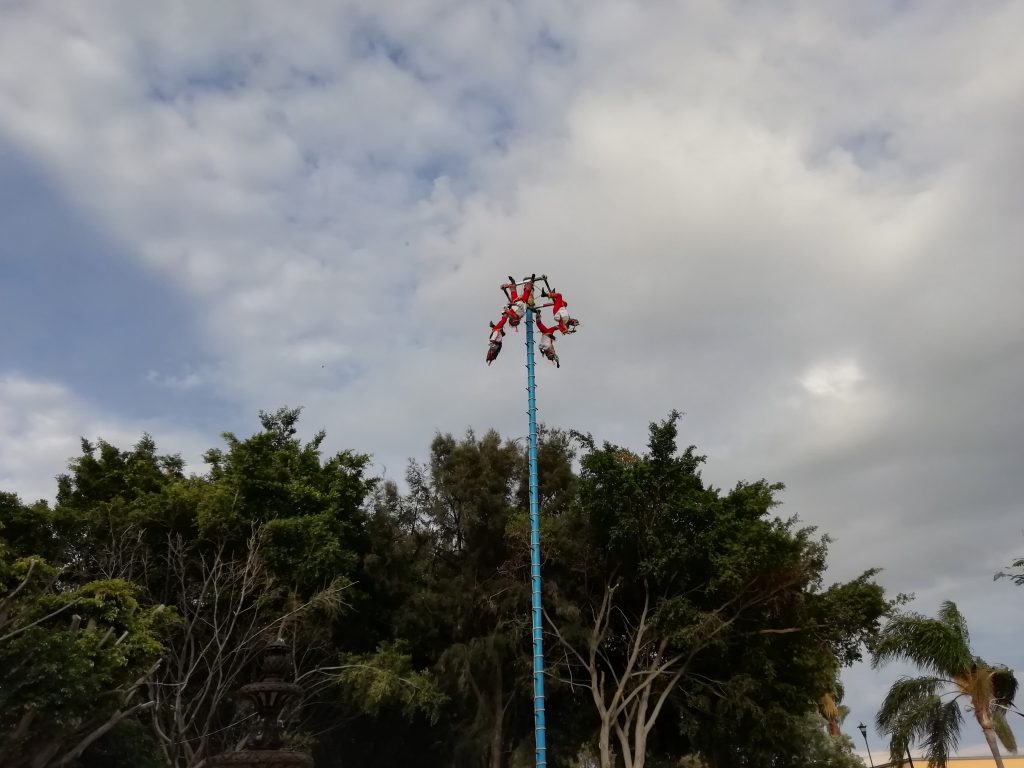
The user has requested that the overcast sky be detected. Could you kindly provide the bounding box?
[2,0,1023,759]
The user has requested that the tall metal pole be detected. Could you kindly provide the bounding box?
[858,723,875,768]
[525,309,548,768]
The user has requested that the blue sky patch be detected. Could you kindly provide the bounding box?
[0,139,232,428]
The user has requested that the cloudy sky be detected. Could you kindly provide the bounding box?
[2,0,1023,758]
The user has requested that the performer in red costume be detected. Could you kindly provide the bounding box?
[486,324,505,365]
[539,286,579,334]
[497,274,536,329]
[535,314,560,368]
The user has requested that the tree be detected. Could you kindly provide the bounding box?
[543,413,890,768]
[783,713,864,768]
[0,409,894,768]
[0,509,167,768]
[41,408,402,767]
[379,426,580,768]
[400,429,533,768]
[142,530,348,767]
[874,600,1018,768]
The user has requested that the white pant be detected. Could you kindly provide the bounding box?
[509,301,527,320]
[554,307,570,326]
[539,334,555,353]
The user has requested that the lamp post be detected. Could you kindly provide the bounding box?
[858,723,875,768]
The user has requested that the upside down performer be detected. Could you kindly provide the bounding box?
[535,314,560,368]
[539,286,579,334]
[496,274,537,330]
[485,274,573,368]
[486,323,505,365]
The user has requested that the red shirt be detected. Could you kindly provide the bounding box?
[547,291,567,313]
[519,281,535,305]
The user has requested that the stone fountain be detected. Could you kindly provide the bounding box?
[198,638,314,768]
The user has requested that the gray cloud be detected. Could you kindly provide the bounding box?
[1,0,1023,754]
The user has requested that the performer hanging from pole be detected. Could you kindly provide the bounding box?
[498,274,537,330]
[539,285,580,334]
[535,314,560,368]
[486,323,505,365]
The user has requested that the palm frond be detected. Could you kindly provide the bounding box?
[819,692,840,722]
[938,601,970,648]
[888,727,913,766]
[876,676,946,732]
[920,698,964,768]
[819,692,841,736]
[873,611,973,677]
[880,693,959,767]
[994,708,1018,753]
[992,666,1019,707]
[838,704,851,725]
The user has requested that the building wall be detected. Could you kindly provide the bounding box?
[877,758,1024,768]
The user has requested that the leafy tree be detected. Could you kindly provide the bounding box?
[198,407,374,596]
[379,426,579,768]
[0,510,168,768]
[400,429,533,768]
[874,600,1018,768]
[37,408,409,767]
[780,713,865,768]
[76,720,168,768]
[0,409,895,768]
[543,413,890,768]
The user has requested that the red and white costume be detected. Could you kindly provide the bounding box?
[495,278,536,330]
[486,325,505,365]
[542,289,576,334]
[535,316,560,367]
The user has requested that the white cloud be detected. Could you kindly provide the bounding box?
[0,374,211,503]
[800,361,865,399]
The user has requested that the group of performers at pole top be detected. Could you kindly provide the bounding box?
[486,274,580,368]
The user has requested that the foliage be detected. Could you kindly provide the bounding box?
[0,514,167,768]
[783,714,866,768]
[0,409,896,768]
[543,413,892,768]
[874,600,1018,768]
[334,640,447,722]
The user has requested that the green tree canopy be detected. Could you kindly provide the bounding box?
[0,409,896,768]
[0,506,168,768]
[543,413,891,768]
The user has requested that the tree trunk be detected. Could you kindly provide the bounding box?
[826,716,840,737]
[631,686,651,768]
[599,720,614,768]
[982,725,1007,768]
[489,666,504,768]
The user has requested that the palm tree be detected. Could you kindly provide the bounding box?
[819,679,848,737]
[873,600,1018,768]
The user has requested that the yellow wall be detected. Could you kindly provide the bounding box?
[878,758,1024,768]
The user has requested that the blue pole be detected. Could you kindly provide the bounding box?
[525,310,548,768]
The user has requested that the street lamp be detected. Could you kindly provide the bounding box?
[858,723,875,768]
